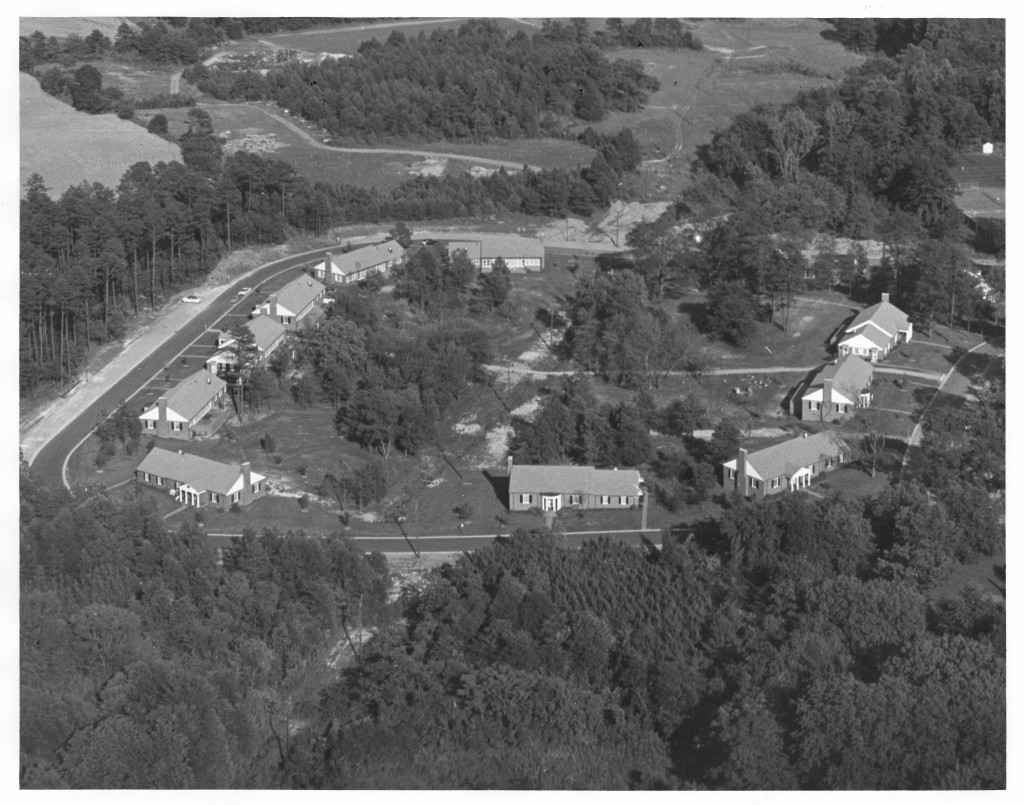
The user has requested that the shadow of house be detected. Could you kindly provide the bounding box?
[482,469,510,510]
[783,366,822,415]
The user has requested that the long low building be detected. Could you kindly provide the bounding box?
[722,431,849,498]
[311,240,406,284]
[440,233,545,273]
[206,316,288,375]
[139,369,228,440]
[135,447,265,509]
[508,460,643,512]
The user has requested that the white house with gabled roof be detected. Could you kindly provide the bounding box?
[837,293,912,362]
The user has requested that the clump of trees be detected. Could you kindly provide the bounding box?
[183,20,659,143]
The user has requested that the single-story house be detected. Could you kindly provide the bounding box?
[444,234,545,273]
[135,447,265,509]
[795,355,874,421]
[251,275,325,328]
[139,368,228,440]
[206,316,288,375]
[722,430,849,498]
[312,240,406,285]
[507,459,643,512]
[837,293,912,362]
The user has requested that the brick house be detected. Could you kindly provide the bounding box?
[251,275,325,328]
[206,316,287,375]
[795,355,874,421]
[138,369,227,440]
[312,240,405,285]
[507,459,643,512]
[722,431,849,498]
[837,293,913,362]
[135,447,265,509]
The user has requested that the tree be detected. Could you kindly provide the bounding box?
[476,257,512,310]
[703,281,759,346]
[147,114,169,135]
[388,221,413,249]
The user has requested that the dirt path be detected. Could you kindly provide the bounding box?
[216,103,540,170]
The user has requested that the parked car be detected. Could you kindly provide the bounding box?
[237,286,253,296]
[183,294,201,304]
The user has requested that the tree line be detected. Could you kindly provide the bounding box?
[183,19,659,143]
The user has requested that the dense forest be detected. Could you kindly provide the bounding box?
[183,19,660,142]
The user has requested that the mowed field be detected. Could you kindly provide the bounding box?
[20,16,131,38]
[20,73,181,197]
[258,17,541,53]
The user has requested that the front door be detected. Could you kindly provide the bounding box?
[541,495,561,512]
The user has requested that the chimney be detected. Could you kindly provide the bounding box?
[507,455,513,476]
[269,294,278,319]
[881,292,890,303]
[822,378,833,420]
[324,253,334,285]
[158,396,167,423]
[242,460,251,487]
[736,448,747,495]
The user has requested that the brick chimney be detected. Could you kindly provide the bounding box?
[156,396,169,438]
[822,378,833,421]
[241,461,252,505]
[323,253,334,285]
[736,448,747,495]
[507,455,513,476]
[881,292,890,303]
[268,294,278,320]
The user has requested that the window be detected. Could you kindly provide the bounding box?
[155,476,163,486]
[809,401,820,411]
[520,494,532,505]
[752,479,760,489]
[144,420,155,430]
[600,495,611,505]
[252,482,261,493]
[771,478,780,489]
[143,472,150,482]
[172,422,183,432]
[568,494,582,505]
[619,496,627,505]
[231,492,240,503]
[211,493,220,504]
[728,469,736,480]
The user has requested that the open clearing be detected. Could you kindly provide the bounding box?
[20,73,181,197]
[20,17,131,38]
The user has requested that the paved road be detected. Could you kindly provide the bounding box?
[28,247,340,490]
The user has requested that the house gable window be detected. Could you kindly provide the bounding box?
[211,493,220,504]
[728,469,736,480]
[144,420,155,430]
[252,481,261,494]
[172,422,183,432]
[771,478,780,489]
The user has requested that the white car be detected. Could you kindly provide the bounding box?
[182,294,201,304]
[237,286,253,296]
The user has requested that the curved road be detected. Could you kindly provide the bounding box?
[29,247,340,491]
[217,102,540,171]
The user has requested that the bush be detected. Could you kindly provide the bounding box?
[298,494,309,510]
[230,502,242,513]
[262,434,276,452]
[273,454,283,465]
[193,509,205,524]
[296,464,307,477]
[454,502,474,520]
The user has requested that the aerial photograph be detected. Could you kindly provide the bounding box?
[18,12,1007,791]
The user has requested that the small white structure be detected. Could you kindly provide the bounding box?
[982,142,994,155]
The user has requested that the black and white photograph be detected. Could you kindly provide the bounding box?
[13,2,1011,793]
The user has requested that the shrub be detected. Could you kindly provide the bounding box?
[262,434,276,453]
[193,509,205,524]
[454,502,474,520]
[296,464,307,477]
[273,454,283,465]
[298,494,309,510]
[230,502,242,513]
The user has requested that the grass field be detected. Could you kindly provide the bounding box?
[20,16,131,38]
[95,59,182,99]
[20,72,181,197]
[259,18,541,54]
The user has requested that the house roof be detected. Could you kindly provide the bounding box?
[723,431,848,481]
[275,274,325,316]
[136,447,265,496]
[839,324,890,351]
[246,315,287,352]
[142,368,225,421]
[847,298,910,336]
[803,355,874,403]
[316,240,406,278]
[444,233,546,261]
[509,464,643,497]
